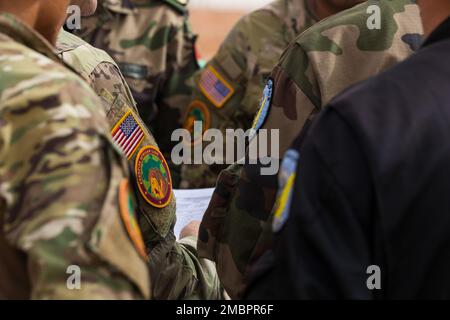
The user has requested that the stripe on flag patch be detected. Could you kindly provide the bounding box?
[111,110,145,159]
[199,65,235,108]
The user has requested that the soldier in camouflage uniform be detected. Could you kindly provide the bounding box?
[197,0,424,299]
[180,0,319,188]
[0,1,150,299]
[74,0,199,187]
[56,26,221,299]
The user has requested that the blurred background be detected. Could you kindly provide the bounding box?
[189,0,272,60]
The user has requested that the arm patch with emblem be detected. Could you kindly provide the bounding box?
[159,0,188,14]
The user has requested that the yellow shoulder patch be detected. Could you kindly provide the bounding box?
[135,146,173,209]
[199,65,235,108]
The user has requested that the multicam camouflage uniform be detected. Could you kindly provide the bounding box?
[75,0,199,187]
[0,13,150,299]
[56,30,221,300]
[197,0,424,299]
[180,0,317,188]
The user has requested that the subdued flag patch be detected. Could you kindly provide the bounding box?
[119,180,148,261]
[111,110,145,159]
[199,65,234,108]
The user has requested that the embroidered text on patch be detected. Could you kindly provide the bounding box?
[183,100,210,145]
[199,65,234,108]
[135,146,172,208]
[111,111,145,159]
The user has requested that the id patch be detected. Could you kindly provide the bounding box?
[199,65,235,108]
[111,110,145,159]
[135,146,172,208]
[119,180,148,261]
[272,149,300,233]
[183,100,210,145]
[252,78,273,132]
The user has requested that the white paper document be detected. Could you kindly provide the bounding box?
[173,188,214,239]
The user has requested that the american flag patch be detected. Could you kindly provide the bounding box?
[199,65,234,108]
[111,111,145,159]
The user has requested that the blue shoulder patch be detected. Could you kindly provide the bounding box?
[272,149,300,233]
[252,78,273,132]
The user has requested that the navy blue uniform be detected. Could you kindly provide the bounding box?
[247,18,450,299]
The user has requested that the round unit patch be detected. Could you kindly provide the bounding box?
[119,180,148,261]
[135,146,172,208]
[183,100,210,145]
[272,149,300,233]
[252,78,274,132]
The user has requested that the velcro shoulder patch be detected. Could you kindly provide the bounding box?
[183,100,210,145]
[135,146,173,208]
[159,0,189,14]
[251,78,273,132]
[118,180,148,261]
[117,62,148,80]
[272,149,300,233]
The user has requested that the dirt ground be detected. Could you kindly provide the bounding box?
[190,9,245,61]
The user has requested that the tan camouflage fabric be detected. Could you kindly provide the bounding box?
[75,0,199,187]
[180,0,317,188]
[197,0,424,299]
[0,13,150,300]
[56,30,222,300]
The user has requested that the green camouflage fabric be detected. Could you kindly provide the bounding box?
[0,13,150,299]
[197,0,424,299]
[75,0,199,187]
[56,30,222,300]
[180,0,317,188]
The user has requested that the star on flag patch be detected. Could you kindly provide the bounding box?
[111,110,145,159]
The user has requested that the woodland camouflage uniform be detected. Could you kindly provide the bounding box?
[56,30,222,300]
[197,0,424,299]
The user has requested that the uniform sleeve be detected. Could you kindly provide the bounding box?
[247,108,374,299]
[0,80,150,299]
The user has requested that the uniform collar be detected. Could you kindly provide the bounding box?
[422,16,450,48]
[0,13,60,64]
